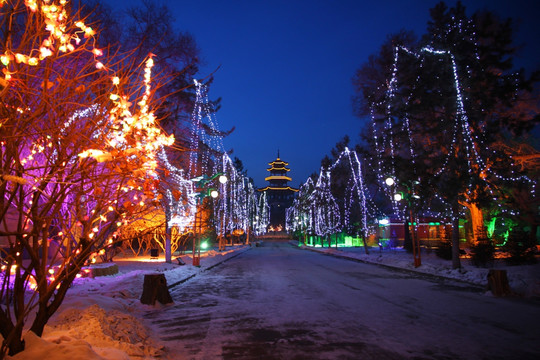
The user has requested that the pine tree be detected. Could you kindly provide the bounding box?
[352,1,538,268]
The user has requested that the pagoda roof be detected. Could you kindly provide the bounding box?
[258,186,299,192]
[265,175,292,182]
[267,157,291,172]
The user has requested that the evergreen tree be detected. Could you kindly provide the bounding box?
[353,1,539,268]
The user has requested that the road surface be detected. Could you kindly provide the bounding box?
[145,241,540,359]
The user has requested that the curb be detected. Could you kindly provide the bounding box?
[167,246,252,290]
[294,241,486,291]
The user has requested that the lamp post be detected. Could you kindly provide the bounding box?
[385,177,421,267]
[191,173,227,266]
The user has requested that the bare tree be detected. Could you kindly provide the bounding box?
[0,1,174,356]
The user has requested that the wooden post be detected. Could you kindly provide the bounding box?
[487,269,511,296]
[140,273,173,305]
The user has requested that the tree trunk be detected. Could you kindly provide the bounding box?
[403,219,412,252]
[140,273,173,305]
[362,234,369,254]
[529,224,538,244]
[0,310,25,356]
[165,209,172,264]
[464,202,484,244]
[451,203,461,269]
[30,267,79,337]
[487,269,511,296]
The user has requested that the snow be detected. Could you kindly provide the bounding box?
[6,246,249,360]
[297,242,540,298]
[5,242,539,359]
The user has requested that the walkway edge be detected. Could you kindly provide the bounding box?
[167,246,252,290]
[293,241,486,291]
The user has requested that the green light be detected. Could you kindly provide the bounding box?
[500,230,509,246]
[201,241,209,250]
[486,217,496,238]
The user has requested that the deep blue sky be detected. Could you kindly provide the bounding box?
[113,0,539,188]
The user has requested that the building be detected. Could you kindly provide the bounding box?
[258,152,298,230]
[374,216,457,249]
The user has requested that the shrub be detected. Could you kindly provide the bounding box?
[435,229,452,260]
[504,228,537,265]
[436,240,453,260]
[470,238,495,268]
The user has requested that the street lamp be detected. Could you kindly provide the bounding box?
[191,173,228,266]
[385,177,421,267]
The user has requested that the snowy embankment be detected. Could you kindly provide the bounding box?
[7,246,250,360]
[294,241,540,299]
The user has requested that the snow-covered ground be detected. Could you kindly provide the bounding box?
[6,246,250,360]
[6,241,540,359]
[296,242,540,298]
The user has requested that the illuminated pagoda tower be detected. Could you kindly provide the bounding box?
[259,151,298,230]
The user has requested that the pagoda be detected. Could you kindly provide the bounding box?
[258,151,298,230]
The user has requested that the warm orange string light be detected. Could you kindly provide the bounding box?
[0,0,176,255]
[82,54,175,176]
[2,0,173,184]
[2,1,100,83]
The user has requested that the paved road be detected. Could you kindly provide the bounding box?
[145,241,540,360]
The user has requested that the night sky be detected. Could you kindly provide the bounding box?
[113,0,539,188]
